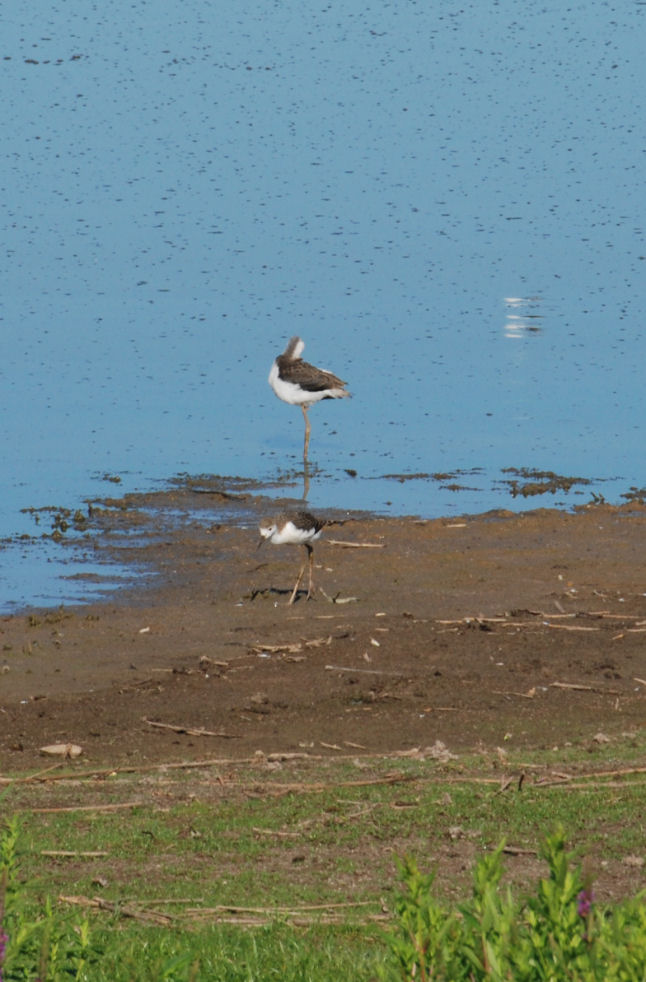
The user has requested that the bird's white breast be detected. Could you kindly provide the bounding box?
[270,520,320,545]
[269,361,317,406]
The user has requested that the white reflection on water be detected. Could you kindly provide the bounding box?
[503,298,544,338]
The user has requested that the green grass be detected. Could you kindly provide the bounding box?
[2,732,645,979]
[73,923,387,981]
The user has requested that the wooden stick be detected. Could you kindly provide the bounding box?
[42,850,108,858]
[184,900,380,914]
[326,539,384,548]
[24,762,64,781]
[250,642,303,654]
[143,718,237,738]
[62,895,386,928]
[325,664,405,676]
[179,912,389,927]
[545,623,599,632]
[550,681,594,691]
[0,763,65,786]
[535,779,646,791]
[493,689,536,700]
[1,766,138,786]
[435,613,576,625]
[562,765,646,781]
[60,895,173,926]
[588,612,630,619]
[241,773,416,795]
[31,802,142,814]
[547,681,624,693]
[250,636,333,655]
[535,612,577,618]
[112,898,205,906]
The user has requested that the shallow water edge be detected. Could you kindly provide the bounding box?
[2,469,646,615]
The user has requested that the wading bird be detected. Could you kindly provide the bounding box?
[268,336,350,461]
[258,510,324,604]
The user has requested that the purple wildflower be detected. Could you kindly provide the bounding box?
[577,887,594,918]
[0,927,7,980]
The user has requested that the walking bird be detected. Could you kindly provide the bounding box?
[258,510,324,604]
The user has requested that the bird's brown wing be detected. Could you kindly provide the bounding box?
[292,510,325,534]
[278,356,347,393]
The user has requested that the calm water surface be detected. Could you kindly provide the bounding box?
[2,1,645,609]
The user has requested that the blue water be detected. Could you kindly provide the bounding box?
[2,1,645,610]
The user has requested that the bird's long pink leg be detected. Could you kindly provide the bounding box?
[306,545,315,599]
[288,556,307,605]
[301,405,311,461]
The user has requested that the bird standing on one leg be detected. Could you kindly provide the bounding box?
[268,336,350,462]
[258,510,324,604]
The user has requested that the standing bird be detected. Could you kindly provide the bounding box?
[268,336,350,461]
[258,510,324,604]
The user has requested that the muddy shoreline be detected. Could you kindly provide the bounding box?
[1,488,645,772]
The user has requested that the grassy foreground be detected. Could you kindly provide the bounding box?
[1,733,645,979]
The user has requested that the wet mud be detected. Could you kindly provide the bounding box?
[1,486,645,772]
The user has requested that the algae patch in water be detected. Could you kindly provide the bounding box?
[500,468,592,498]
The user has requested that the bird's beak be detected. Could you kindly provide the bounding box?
[257,536,265,550]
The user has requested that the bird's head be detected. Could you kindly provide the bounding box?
[257,518,277,549]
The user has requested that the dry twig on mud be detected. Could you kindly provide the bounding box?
[143,718,237,738]
[324,664,406,676]
[249,635,333,656]
[326,539,384,548]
